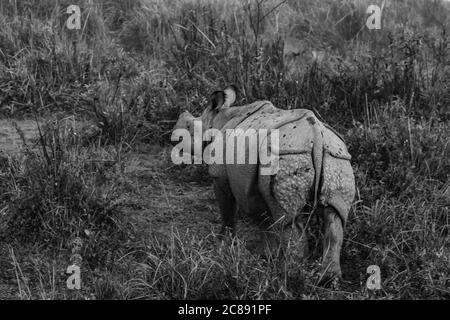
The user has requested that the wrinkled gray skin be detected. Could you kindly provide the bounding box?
[172,86,355,283]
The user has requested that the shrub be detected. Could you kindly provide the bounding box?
[2,120,127,267]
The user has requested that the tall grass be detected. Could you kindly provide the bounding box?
[0,0,448,299]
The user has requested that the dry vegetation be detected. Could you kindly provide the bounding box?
[0,0,448,299]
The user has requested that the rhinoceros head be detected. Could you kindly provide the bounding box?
[172,110,198,137]
[171,110,199,157]
[171,86,238,156]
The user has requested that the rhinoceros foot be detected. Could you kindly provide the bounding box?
[317,265,342,290]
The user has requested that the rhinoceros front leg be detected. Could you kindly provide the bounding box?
[213,178,237,237]
[321,206,343,282]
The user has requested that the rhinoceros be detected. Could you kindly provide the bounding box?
[171,86,355,281]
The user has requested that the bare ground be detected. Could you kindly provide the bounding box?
[0,120,38,154]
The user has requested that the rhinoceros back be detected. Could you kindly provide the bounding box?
[219,103,355,223]
[235,107,316,155]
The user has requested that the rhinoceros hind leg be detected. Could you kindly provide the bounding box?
[213,178,237,238]
[258,170,310,260]
[320,205,343,283]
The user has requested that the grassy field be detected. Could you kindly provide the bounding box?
[0,0,448,299]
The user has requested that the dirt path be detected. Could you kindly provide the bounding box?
[0,120,38,154]
[121,146,263,245]
[121,147,221,236]
[0,120,39,299]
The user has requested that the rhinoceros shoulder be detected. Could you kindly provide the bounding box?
[221,101,275,131]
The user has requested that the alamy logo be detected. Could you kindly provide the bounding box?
[366,5,382,30]
[66,237,83,290]
[366,1,385,30]
[171,121,280,175]
[66,3,385,32]
[366,265,382,290]
[66,5,81,30]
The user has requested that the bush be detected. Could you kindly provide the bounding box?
[2,120,127,267]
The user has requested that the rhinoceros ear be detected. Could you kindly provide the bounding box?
[210,90,225,110]
[223,85,237,108]
[210,85,238,110]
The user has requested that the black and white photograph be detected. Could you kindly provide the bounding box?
[0,0,448,304]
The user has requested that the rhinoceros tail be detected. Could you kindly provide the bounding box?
[307,115,324,212]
